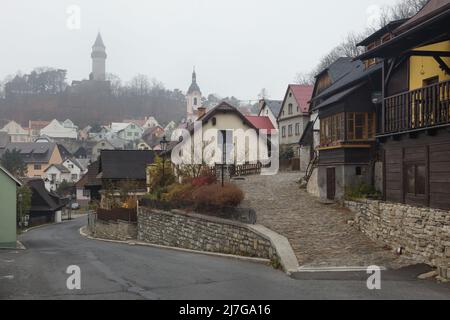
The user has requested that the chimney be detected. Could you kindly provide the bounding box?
[197,107,207,119]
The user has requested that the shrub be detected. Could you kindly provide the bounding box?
[144,182,244,212]
[191,183,244,209]
[122,196,137,209]
[191,175,217,187]
[280,147,295,160]
[345,182,382,201]
[162,183,196,203]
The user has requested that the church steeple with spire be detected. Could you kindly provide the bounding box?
[186,67,203,122]
[91,32,107,81]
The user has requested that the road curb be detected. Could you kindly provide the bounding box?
[0,241,26,251]
[79,227,272,266]
[21,217,81,234]
[247,224,300,275]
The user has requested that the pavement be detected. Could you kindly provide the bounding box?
[235,172,413,269]
[0,217,449,300]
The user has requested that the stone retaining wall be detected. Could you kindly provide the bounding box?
[345,199,450,279]
[93,219,137,241]
[137,208,278,261]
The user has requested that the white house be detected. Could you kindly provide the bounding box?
[88,126,113,141]
[278,85,314,158]
[0,121,31,142]
[171,102,276,171]
[40,119,78,140]
[143,117,160,129]
[62,119,78,130]
[111,122,144,141]
[43,158,86,192]
[164,121,177,140]
[62,158,85,182]
[258,100,282,130]
[44,164,71,192]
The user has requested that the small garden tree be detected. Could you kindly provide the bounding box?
[280,147,295,160]
[56,180,74,196]
[1,149,27,178]
[147,156,176,200]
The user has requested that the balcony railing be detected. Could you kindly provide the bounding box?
[382,79,450,135]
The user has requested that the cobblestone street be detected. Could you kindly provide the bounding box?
[236,172,413,269]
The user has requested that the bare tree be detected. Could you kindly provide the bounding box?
[339,32,367,57]
[106,73,122,97]
[298,0,428,79]
[129,74,151,96]
[294,72,314,85]
[380,0,428,24]
[0,80,5,99]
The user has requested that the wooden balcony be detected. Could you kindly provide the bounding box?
[381,79,450,135]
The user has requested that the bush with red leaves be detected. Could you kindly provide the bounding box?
[191,183,244,209]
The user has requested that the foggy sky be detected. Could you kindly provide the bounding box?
[1,0,392,101]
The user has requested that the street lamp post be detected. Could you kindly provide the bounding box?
[160,136,168,186]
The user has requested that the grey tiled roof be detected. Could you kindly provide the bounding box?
[98,150,156,180]
[3,143,57,164]
[263,100,283,117]
[312,59,382,105]
[45,164,70,174]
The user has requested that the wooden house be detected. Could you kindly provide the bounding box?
[357,0,450,209]
[308,58,382,200]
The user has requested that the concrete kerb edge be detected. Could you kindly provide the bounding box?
[247,224,300,275]
[79,226,271,266]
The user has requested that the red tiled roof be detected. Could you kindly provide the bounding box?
[29,120,50,130]
[289,84,314,113]
[245,116,276,134]
[124,119,146,127]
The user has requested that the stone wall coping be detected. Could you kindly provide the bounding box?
[96,219,137,226]
[345,199,450,214]
[139,207,300,275]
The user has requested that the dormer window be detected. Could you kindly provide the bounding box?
[194,98,198,106]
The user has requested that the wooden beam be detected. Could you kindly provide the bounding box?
[408,50,450,57]
[433,56,450,75]
[381,59,387,134]
[384,58,397,88]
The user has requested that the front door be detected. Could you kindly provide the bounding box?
[326,168,336,200]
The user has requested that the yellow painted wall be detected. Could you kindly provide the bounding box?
[26,146,63,178]
[410,41,450,90]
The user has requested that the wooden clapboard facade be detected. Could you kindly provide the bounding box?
[358,0,450,209]
[309,57,382,200]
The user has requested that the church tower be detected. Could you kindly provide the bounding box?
[187,68,202,122]
[91,33,107,81]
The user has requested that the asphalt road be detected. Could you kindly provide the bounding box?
[0,217,449,300]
